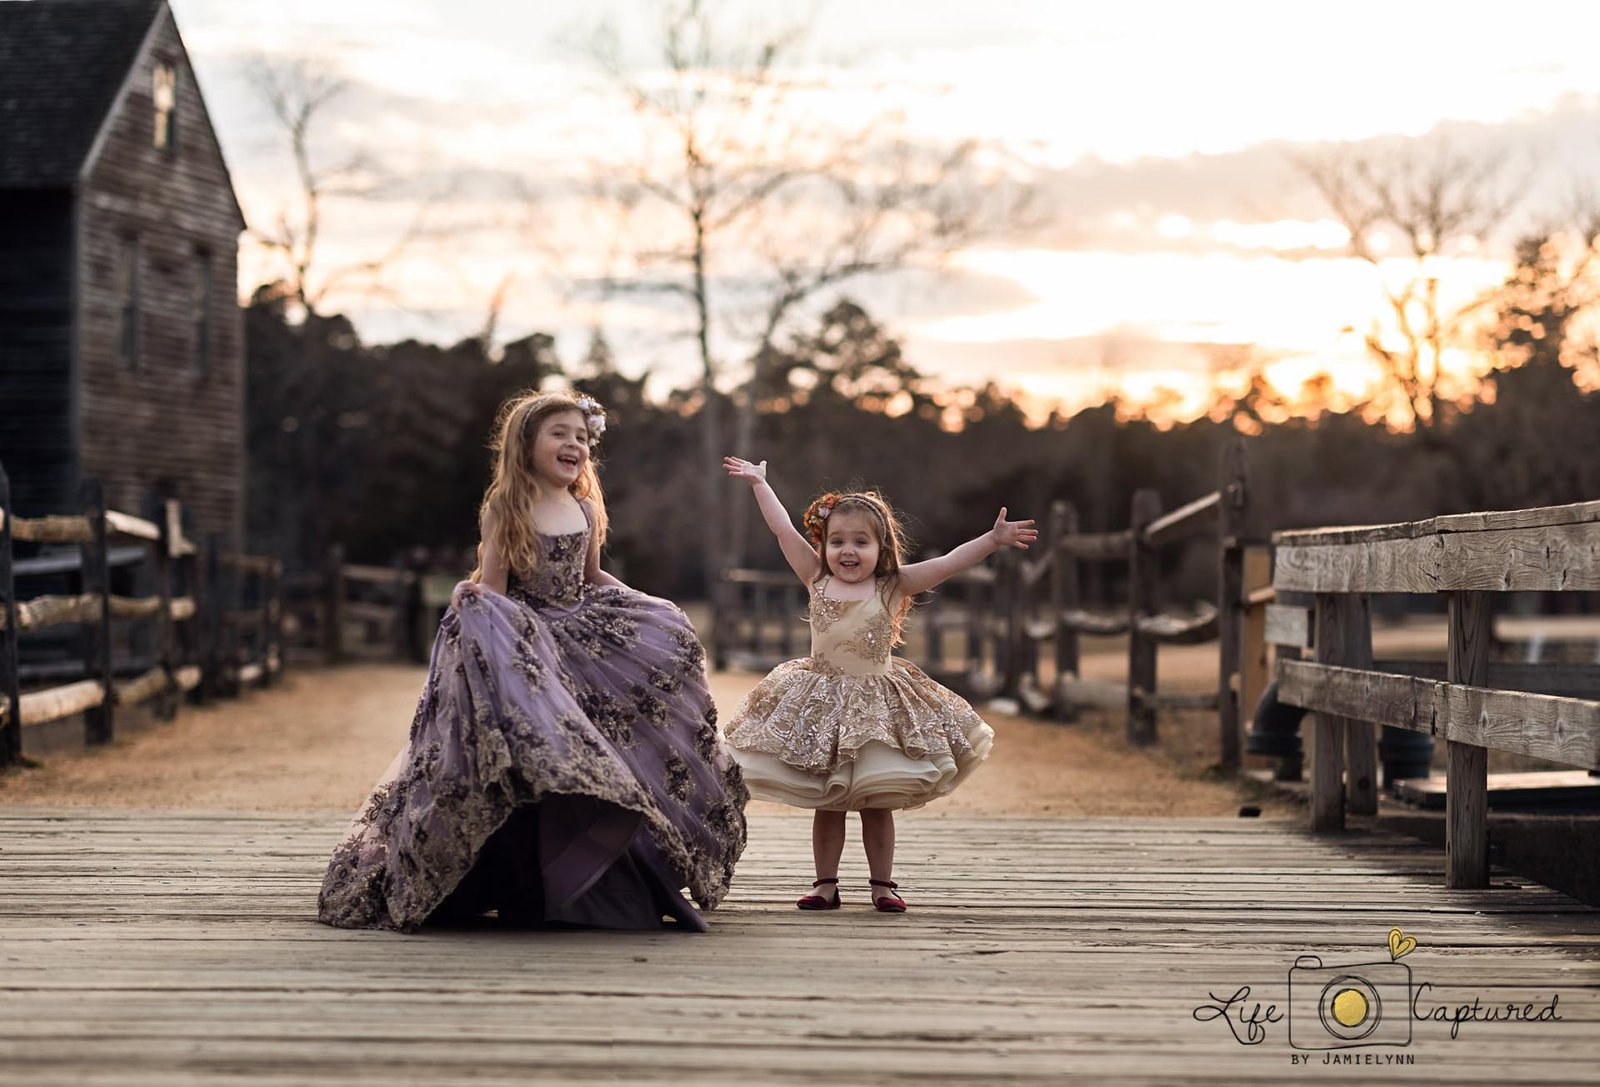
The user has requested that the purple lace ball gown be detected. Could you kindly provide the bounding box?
[317,524,748,932]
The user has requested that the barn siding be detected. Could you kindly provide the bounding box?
[0,192,76,515]
[76,8,244,542]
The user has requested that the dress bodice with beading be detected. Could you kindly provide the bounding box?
[805,579,896,678]
[508,529,588,609]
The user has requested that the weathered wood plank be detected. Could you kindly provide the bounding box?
[1059,608,1129,636]
[1276,660,1600,768]
[1134,605,1217,644]
[104,510,160,541]
[1263,603,1310,649]
[0,811,1593,1086]
[1275,520,1600,593]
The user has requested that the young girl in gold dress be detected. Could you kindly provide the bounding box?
[721,456,1036,913]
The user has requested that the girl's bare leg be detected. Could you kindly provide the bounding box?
[859,808,903,905]
[805,809,847,905]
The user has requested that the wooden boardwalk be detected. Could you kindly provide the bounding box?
[0,810,1596,1085]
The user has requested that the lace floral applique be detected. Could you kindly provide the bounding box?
[840,606,894,664]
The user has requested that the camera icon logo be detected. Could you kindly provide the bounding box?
[1288,954,1413,1050]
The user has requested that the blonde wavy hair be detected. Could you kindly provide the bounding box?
[803,489,913,644]
[471,391,609,581]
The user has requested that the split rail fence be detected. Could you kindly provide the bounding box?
[0,463,281,767]
[1269,499,1600,888]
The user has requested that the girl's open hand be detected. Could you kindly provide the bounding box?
[723,456,768,485]
[991,507,1039,550]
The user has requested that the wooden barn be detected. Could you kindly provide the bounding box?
[0,0,246,543]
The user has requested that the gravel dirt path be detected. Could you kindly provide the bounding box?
[0,660,1289,819]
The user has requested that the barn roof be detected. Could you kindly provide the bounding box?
[0,0,166,188]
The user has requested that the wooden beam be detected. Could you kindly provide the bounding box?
[1275,520,1600,593]
[1272,498,1600,549]
[1276,659,1600,768]
[1057,530,1132,561]
[1136,606,1218,644]
[1060,609,1130,636]
[9,679,106,728]
[1446,592,1492,890]
[1143,489,1220,548]
[115,667,170,707]
[1238,548,1273,748]
[4,513,94,544]
[80,480,113,745]
[103,510,160,541]
[341,563,418,587]
[1263,603,1312,649]
[1309,593,1372,830]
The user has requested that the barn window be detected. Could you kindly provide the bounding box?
[193,248,213,376]
[153,64,177,151]
[118,236,140,368]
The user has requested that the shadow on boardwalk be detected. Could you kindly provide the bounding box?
[0,809,1596,1084]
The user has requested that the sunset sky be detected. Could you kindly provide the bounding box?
[169,0,1600,416]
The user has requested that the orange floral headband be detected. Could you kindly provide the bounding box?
[802,491,890,546]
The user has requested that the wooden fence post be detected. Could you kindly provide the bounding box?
[1126,488,1161,745]
[1239,547,1273,749]
[199,534,222,701]
[1216,439,1249,772]
[999,550,1024,700]
[147,493,177,719]
[1446,591,1492,889]
[1051,501,1080,721]
[1310,593,1372,830]
[323,544,345,664]
[260,559,281,687]
[0,463,22,766]
[80,479,114,744]
[710,572,729,672]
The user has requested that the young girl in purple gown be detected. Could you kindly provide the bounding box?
[319,392,747,932]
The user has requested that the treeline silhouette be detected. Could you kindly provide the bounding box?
[245,244,1600,605]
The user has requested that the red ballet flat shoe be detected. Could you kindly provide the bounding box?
[870,879,906,913]
[797,878,842,911]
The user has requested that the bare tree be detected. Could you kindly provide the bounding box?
[576,0,1014,608]
[244,56,439,322]
[1298,142,1520,429]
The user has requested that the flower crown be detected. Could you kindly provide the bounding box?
[574,395,607,449]
[801,492,843,545]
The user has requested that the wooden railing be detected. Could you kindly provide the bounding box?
[1268,499,1600,889]
[0,463,281,767]
[280,544,425,664]
[713,440,1269,769]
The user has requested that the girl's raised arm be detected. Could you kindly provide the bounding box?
[897,507,1038,597]
[723,457,822,584]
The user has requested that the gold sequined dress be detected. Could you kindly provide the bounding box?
[724,577,994,810]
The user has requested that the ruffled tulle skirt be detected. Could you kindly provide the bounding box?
[724,658,993,810]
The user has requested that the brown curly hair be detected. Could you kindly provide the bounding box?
[804,489,913,644]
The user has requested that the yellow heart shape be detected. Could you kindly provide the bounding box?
[1388,927,1418,960]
